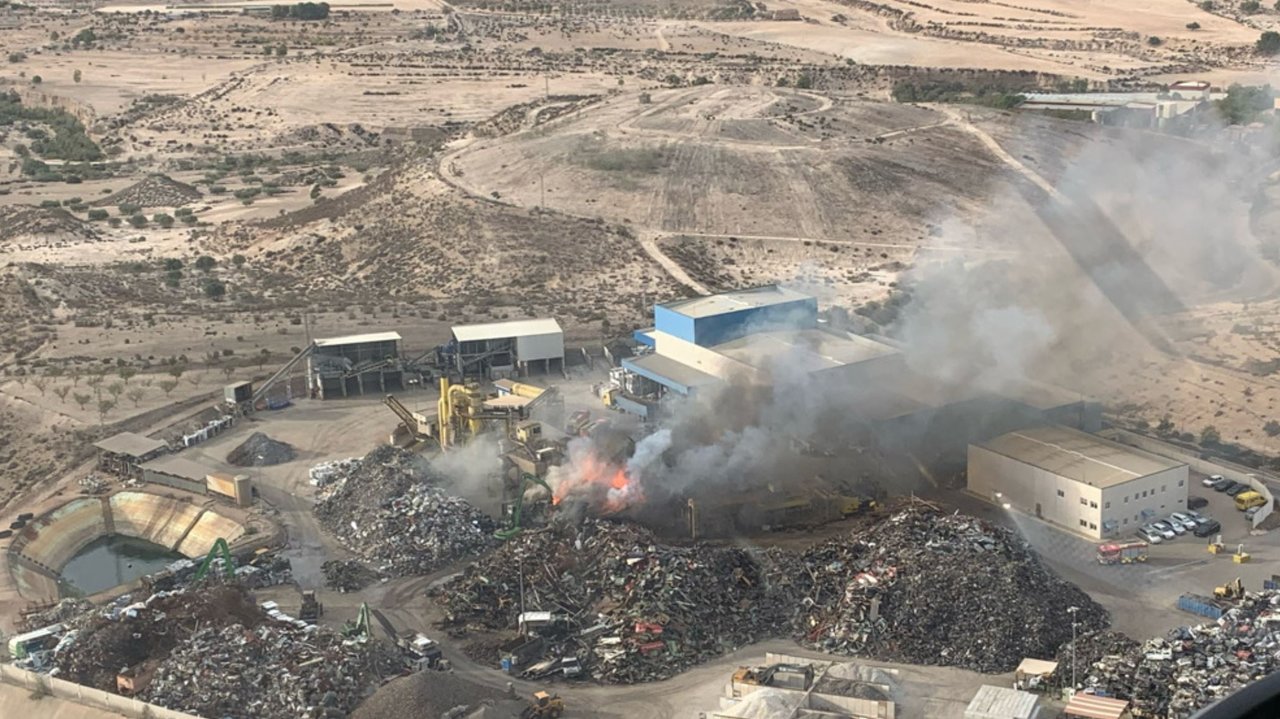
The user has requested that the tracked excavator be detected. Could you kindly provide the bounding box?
[496,472,555,540]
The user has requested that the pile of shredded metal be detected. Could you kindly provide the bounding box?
[313,445,496,576]
[792,507,1110,672]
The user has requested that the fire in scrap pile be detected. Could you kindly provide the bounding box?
[1077,591,1280,719]
[313,445,496,577]
[437,505,1110,681]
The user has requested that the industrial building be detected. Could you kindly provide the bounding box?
[94,432,168,478]
[715,653,896,719]
[140,455,253,506]
[614,285,903,414]
[447,318,564,378]
[968,425,1188,539]
[307,331,404,399]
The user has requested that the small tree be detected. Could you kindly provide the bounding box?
[203,279,227,299]
[153,213,174,228]
[31,75,41,85]
[1242,0,1260,11]
[275,44,288,57]
[54,386,70,404]
[222,365,235,381]
[1147,36,1163,46]
[1257,31,1280,55]
[158,379,178,397]
[128,214,147,228]
[106,381,124,401]
[162,258,183,271]
[73,68,82,83]
[257,348,270,367]
[1187,21,1201,30]
[126,387,145,407]
[72,392,90,410]
[1201,425,1221,445]
[195,255,217,272]
[232,254,246,268]
[1265,420,1280,437]
[97,399,116,425]
[30,377,48,396]
[185,371,203,387]
[118,366,137,384]
[85,374,103,397]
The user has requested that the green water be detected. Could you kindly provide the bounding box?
[59,535,183,597]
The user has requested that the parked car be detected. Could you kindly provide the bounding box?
[1245,506,1262,520]
[1137,526,1165,544]
[1187,496,1209,510]
[1169,512,1199,532]
[1203,474,1224,488]
[1155,519,1185,536]
[1225,482,1249,497]
[1149,521,1177,539]
[1193,519,1222,537]
[1212,478,1234,492]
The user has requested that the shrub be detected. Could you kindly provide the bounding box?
[127,214,147,228]
[153,213,174,228]
[1258,31,1280,54]
[87,209,109,221]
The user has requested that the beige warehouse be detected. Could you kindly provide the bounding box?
[968,425,1188,539]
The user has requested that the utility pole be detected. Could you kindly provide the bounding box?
[1067,605,1080,695]
[539,173,545,209]
[544,75,549,99]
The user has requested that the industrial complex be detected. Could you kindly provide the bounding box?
[1,283,1278,719]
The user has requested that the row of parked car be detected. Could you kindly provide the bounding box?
[1137,509,1220,544]
[1202,473,1250,495]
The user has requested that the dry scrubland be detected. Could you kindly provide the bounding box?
[1,0,1280,510]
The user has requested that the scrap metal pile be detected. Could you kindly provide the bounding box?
[436,520,791,683]
[323,559,381,593]
[227,431,297,466]
[313,445,496,577]
[791,507,1109,672]
[143,621,402,719]
[38,583,399,719]
[1080,591,1280,718]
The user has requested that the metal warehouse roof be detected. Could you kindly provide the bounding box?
[979,425,1183,488]
[452,318,562,342]
[660,285,811,319]
[93,432,167,458]
[140,455,215,482]
[314,331,402,347]
[714,329,899,373]
[624,353,721,394]
[965,685,1039,719]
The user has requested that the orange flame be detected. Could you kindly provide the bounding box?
[552,449,642,514]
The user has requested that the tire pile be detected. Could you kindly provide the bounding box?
[792,507,1109,672]
[313,445,496,577]
[436,520,792,683]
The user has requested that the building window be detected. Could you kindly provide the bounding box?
[1080,497,1088,506]
[1090,501,1098,509]
[1089,522,1097,530]
[1162,485,1167,492]
[1080,519,1087,527]
[1105,501,1111,509]
[1178,479,1184,487]
[1124,495,1129,503]
[1123,518,1128,525]
[1057,489,1065,498]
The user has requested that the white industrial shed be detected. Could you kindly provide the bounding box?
[451,318,564,378]
[969,424,1188,539]
[964,685,1040,719]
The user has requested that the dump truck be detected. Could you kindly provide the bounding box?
[1096,540,1149,565]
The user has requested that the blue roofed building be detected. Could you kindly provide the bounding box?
[610,286,903,416]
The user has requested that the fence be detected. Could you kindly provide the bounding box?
[0,663,202,719]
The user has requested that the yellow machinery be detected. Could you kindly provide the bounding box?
[522,691,564,719]
[384,394,435,445]
[1235,544,1252,564]
[1215,577,1245,600]
[437,378,489,449]
[1208,535,1225,554]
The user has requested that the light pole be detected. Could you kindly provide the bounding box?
[1067,605,1080,695]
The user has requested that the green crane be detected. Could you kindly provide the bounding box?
[193,537,235,581]
[495,472,554,541]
